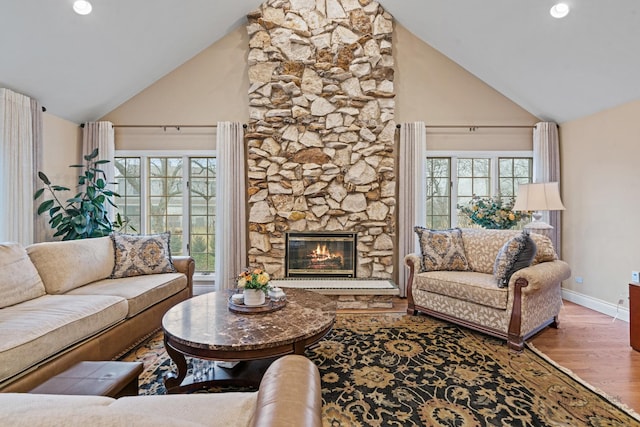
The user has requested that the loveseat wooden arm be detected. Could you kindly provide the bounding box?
[171,256,195,298]
[404,253,422,315]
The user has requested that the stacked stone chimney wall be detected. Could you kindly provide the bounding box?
[246,0,396,279]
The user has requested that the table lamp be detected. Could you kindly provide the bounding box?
[512,182,565,231]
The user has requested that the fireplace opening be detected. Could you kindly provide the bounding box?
[285,232,357,278]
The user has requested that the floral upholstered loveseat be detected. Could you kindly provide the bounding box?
[405,228,571,350]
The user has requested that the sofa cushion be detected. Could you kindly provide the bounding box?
[111,233,176,278]
[414,271,508,310]
[111,393,258,427]
[0,294,128,383]
[493,231,537,288]
[27,237,114,294]
[414,227,470,272]
[0,393,203,427]
[67,273,187,318]
[0,243,46,308]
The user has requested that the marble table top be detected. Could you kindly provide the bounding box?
[162,288,336,352]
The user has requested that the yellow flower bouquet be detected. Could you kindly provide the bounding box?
[237,268,271,293]
[458,196,528,229]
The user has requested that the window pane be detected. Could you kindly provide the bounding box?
[190,157,216,272]
[499,178,514,196]
[457,178,473,197]
[474,159,489,177]
[457,159,472,177]
[474,178,489,197]
[148,157,183,255]
[113,157,141,233]
[425,157,451,229]
[499,158,512,176]
[498,157,532,199]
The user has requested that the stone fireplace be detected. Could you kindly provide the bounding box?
[285,231,357,277]
[245,0,396,281]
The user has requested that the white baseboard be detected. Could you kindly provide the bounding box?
[562,288,629,323]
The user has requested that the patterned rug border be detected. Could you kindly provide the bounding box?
[526,341,640,422]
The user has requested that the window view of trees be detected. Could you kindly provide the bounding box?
[114,155,216,273]
[189,158,216,273]
[425,158,451,230]
[425,155,532,229]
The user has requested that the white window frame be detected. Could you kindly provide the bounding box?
[426,150,533,227]
[115,149,216,281]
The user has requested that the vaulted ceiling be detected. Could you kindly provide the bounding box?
[1,0,638,124]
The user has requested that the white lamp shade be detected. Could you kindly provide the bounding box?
[513,182,565,212]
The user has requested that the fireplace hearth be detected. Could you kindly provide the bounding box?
[285,232,357,278]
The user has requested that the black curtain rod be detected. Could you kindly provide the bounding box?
[395,124,534,129]
[80,123,248,129]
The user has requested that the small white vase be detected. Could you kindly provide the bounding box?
[243,289,266,306]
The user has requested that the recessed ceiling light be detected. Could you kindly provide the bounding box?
[550,3,570,19]
[73,0,93,15]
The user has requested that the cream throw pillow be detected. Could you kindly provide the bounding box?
[110,233,176,278]
[414,227,470,272]
[0,243,46,308]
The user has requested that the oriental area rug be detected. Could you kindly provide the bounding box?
[120,314,640,426]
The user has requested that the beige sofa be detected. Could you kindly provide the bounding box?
[0,355,322,427]
[0,236,194,392]
[405,228,571,350]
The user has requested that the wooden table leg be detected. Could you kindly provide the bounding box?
[164,336,188,393]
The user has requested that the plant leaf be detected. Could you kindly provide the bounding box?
[94,160,110,165]
[38,171,51,185]
[85,148,99,161]
[33,188,45,199]
[37,200,54,215]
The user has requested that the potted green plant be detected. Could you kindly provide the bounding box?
[34,148,119,240]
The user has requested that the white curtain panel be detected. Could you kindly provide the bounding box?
[215,122,247,290]
[533,121,562,256]
[0,88,34,245]
[397,122,427,297]
[31,98,46,243]
[82,121,115,219]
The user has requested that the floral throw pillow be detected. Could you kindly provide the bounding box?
[414,227,470,272]
[493,230,537,288]
[110,232,176,279]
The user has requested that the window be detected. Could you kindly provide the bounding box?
[425,152,532,229]
[114,152,216,273]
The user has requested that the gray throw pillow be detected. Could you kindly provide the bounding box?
[493,230,537,288]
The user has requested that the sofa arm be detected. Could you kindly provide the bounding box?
[404,254,422,314]
[251,355,322,427]
[404,253,422,271]
[171,256,195,297]
[510,260,571,293]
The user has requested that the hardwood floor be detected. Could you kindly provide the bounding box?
[532,300,640,412]
[340,298,640,412]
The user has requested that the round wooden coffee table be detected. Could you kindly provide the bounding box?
[161,287,336,394]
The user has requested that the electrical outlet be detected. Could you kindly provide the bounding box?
[632,271,640,283]
[575,276,584,284]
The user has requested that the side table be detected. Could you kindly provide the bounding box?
[630,283,640,351]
